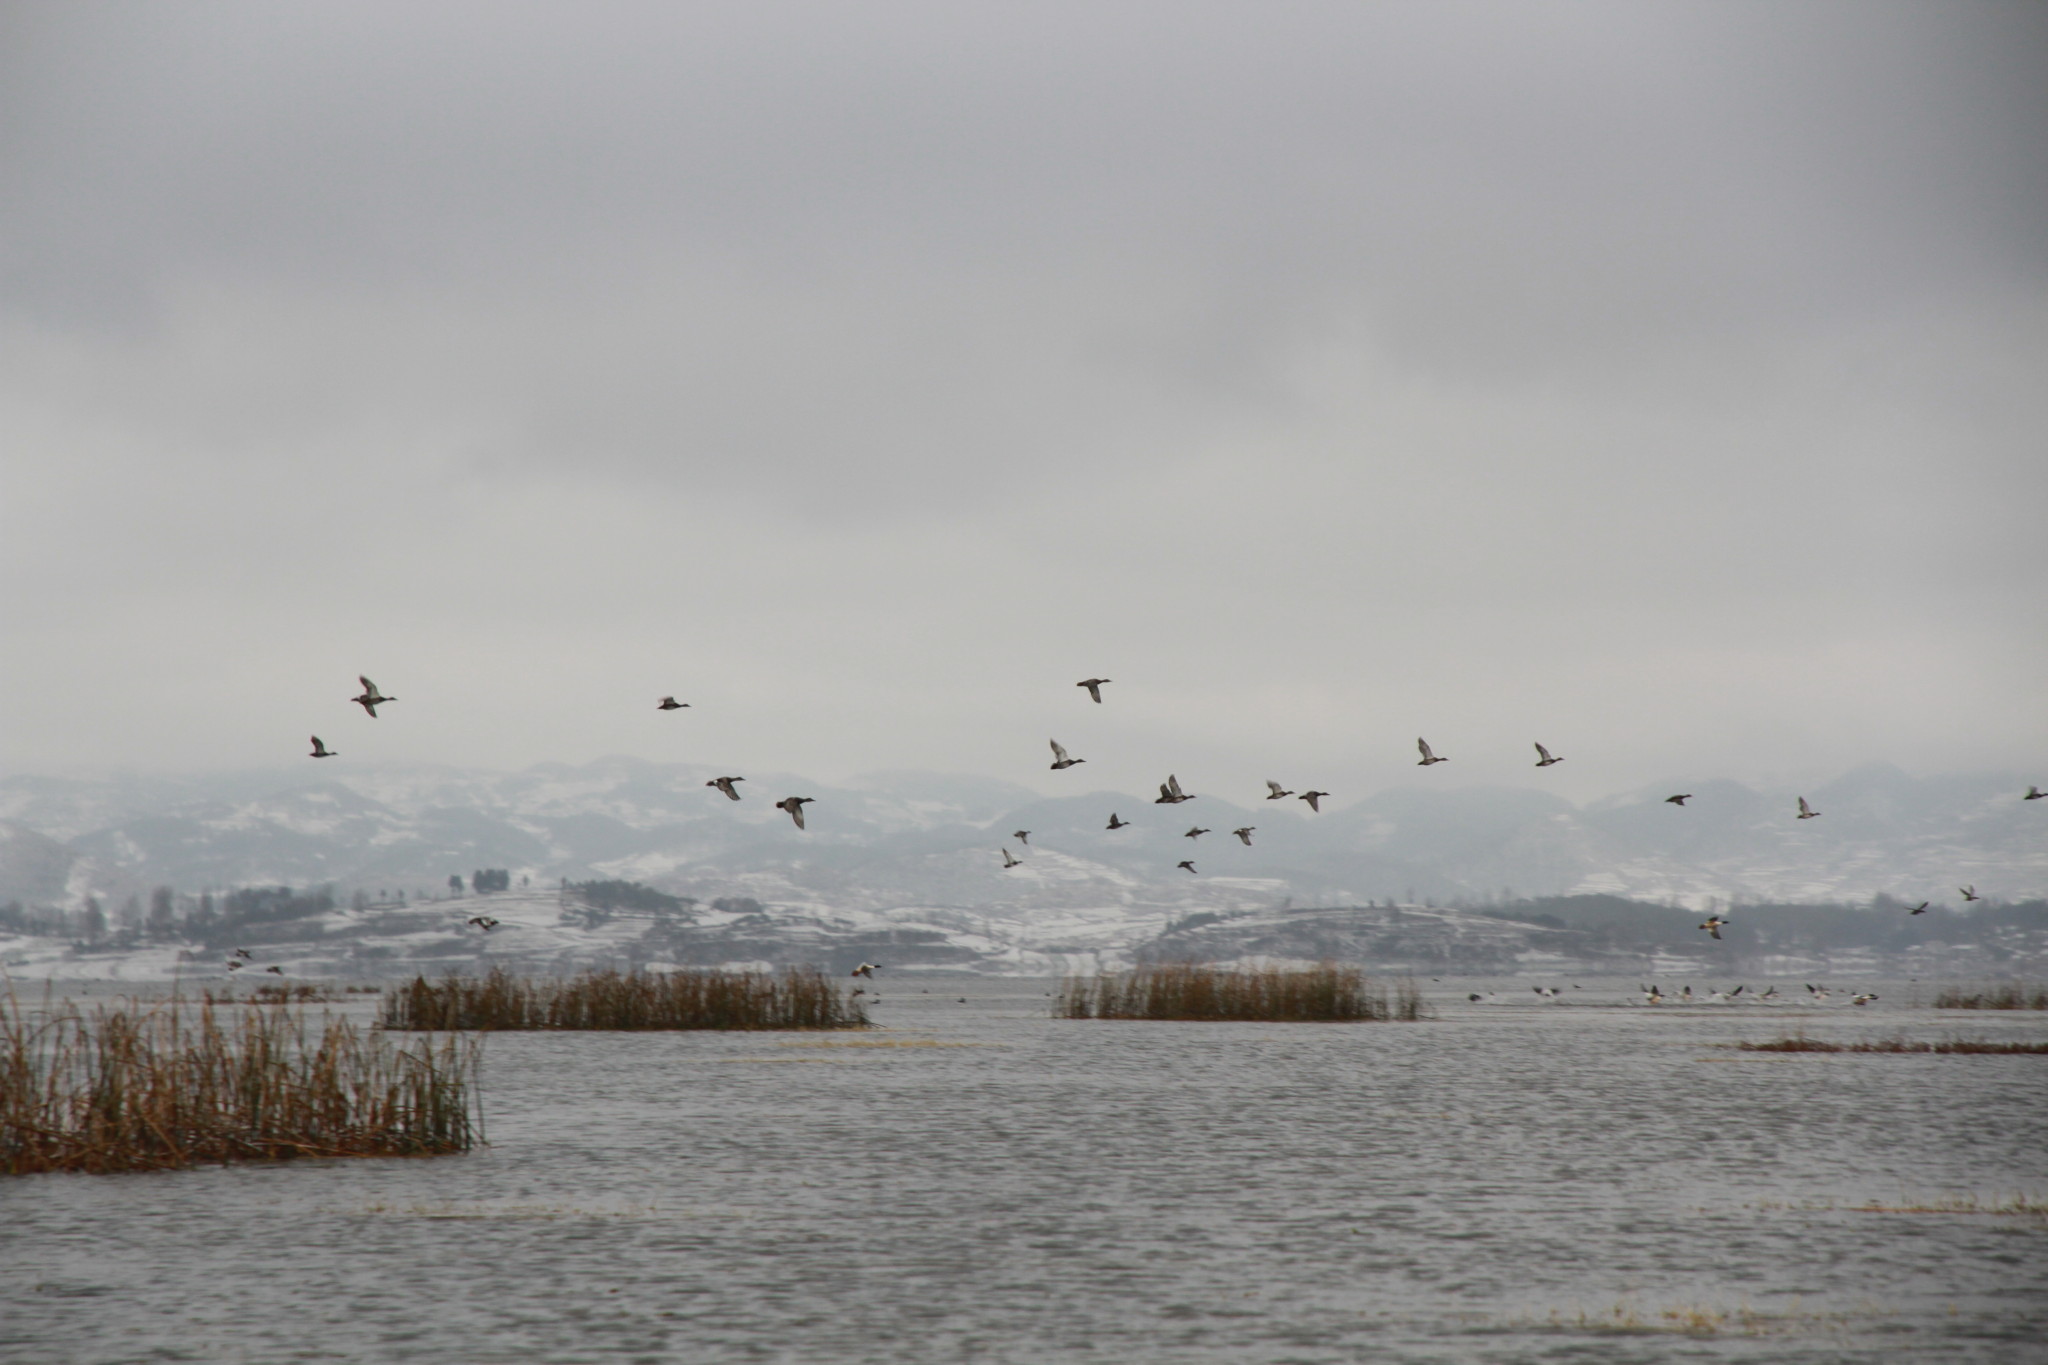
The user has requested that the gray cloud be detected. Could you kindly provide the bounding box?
[3,0,2044,800]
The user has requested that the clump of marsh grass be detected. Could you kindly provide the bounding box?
[1,992,479,1175]
[1056,962,1424,1022]
[1738,1033,2048,1054]
[1933,982,2048,1010]
[379,965,868,1031]
[202,983,338,1005]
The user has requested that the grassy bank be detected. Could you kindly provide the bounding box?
[1738,1033,2048,1054]
[2,992,479,1175]
[380,966,868,1031]
[1932,983,2048,1010]
[1057,963,1424,1022]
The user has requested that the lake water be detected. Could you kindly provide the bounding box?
[3,976,2044,1363]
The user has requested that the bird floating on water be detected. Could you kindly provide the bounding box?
[1960,885,1980,902]
[226,959,244,971]
[1699,915,1731,940]
[657,696,689,710]
[309,736,336,758]
[1176,860,1197,873]
[1106,813,1130,830]
[1232,827,1255,846]
[1796,796,1820,820]
[1000,848,1020,869]
[1533,743,1563,767]
[775,796,814,829]
[1155,774,1193,804]
[707,776,744,800]
[352,676,395,717]
[1298,790,1328,812]
[1076,678,1111,704]
[1264,780,1293,800]
[264,965,284,975]
[1851,992,1879,1006]
[1049,739,1085,770]
[1417,738,1447,766]
[1666,794,1692,806]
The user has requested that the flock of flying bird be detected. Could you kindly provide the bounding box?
[292,671,2043,969]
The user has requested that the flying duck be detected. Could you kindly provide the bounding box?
[1298,790,1328,812]
[1183,826,1210,840]
[1012,830,1030,845]
[1907,901,1929,916]
[2027,786,2045,801]
[1960,885,1980,902]
[657,696,689,710]
[852,962,880,979]
[707,776,744,801]
[1416,738,1447,766]
[1699,915,1731,940]
[1176,860,1197,874]
[309,736,336,758]
[1155,774,1193,804]
[1796,796,1820,820]
[1076,678,1111,703]
[1264,780,1293,800]
[352,676,395,717]
[775,796,814,829]
[1001,848,1021,869]
[1049,739,1085,770]
[1106,813,1130,829]
[1665,794,1692,806]
[467,915,498,930]
[264,965,284,975]
[1232,827,1255,846]
[1533,742,1563,767]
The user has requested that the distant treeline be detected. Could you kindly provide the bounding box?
[1476,894,2048,955]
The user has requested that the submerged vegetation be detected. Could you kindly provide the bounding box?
[1932,982,2048,1010]
[1737,1033,2048,1054]
[380,965,867,1031]
[1057,962,1424,1022]
[1,992,479,1175]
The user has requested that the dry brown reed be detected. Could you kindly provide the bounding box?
[1,992,479,1175]
[379,965,868,1031]
[1932,983,2048,1010]
[1738,1033,2048,1054]
[1057,962,1424,1022]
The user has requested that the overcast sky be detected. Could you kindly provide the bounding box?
[3,0,2044,805]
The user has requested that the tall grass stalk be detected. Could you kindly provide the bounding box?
[1057,963,1424,1022]
[2,992,479,1176]
[380,966,868,1031]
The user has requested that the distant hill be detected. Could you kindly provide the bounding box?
[2,758,2045,978]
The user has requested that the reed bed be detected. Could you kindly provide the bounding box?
[380,966,868,1031]
[1,993,479,1175]
[1057,962,1424,1022]
[1738,1033,2048,1054]
[1932,983,2048,1010]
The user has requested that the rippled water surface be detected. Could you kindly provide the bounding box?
[4,977,2045,1363]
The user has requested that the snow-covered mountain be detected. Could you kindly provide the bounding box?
[2,758,2043,978]
[4,758,2044,912]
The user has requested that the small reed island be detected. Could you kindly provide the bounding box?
[380,965,869,1031]
[1057,962,1425,1022]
